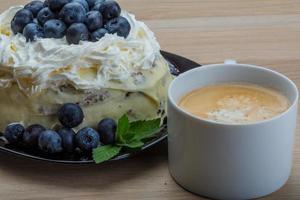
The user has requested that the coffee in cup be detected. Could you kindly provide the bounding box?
[178,83,290,124]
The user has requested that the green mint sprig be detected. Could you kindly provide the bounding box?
[92,115,161,164]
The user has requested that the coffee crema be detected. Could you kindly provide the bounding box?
[178,83,290,124]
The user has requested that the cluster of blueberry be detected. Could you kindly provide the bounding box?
[11,0,131,44]
[3,103,117,154]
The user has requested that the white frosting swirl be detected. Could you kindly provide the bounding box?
[0,6,166,93]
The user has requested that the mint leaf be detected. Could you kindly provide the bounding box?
[93,145,122,164]
[116,117,161,148]
[116,114,130,143]
[128,118,161,141]
[93,116,162,164]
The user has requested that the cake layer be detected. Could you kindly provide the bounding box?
[0,60,172,130]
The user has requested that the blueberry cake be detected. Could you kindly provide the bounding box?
[0,0,173,131]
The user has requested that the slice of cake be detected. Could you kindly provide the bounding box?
[0,0,173,131]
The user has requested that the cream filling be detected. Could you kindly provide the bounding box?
[0,6,167,94]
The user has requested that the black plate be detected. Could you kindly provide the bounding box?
[0,51,200,164]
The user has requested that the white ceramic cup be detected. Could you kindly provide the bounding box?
[168,61,298,200]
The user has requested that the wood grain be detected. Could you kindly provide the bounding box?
[1,0,300,199]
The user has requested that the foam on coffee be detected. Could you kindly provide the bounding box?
[178,83,290,124]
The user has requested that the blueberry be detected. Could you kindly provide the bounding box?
[44,19,66,38]
[38,130,63,153]
[23,23,44,41]
[76,127,100,152]
[85,11,103,31]
[44,0,49,7]
[4,123,25,145]
[24,1,44,17]
[23,124,46,147]
[58,128,75,153]
[59,2,86,25]
[101,1,121,20]
[11,9,34,34]
[105,16,130,38]
[91,1,105,13]
[91,28,107,41]
[72,0,89,12]
[48,0,71,12]
[37,7,56,25]
[87,0,105,8]
[58,103,84,128]
[66,23,89,44]
[97,118,116,145]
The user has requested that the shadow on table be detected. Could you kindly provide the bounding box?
[0,140,168,190]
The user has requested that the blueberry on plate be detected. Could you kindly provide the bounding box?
[11,9,34,34]
[91,1,106,13]
[101,0,121,20]
[58,128,75,153]
[87,0,105,8]
[4,123,25,145]
[85,11,103,31]
[44,19,66,38]
[37,7,56,25]
[38,130,63,153]
[66,23,89,44]
[97,118,116,145]
[91,28,108,41]
[24,1,45,17]
[44,0,49,7]
[76,127,100,152]
[58,103,84,128]
[23,124,46,147]
[23,23,44,41]
[72,0,89,12]
[105,16,130,38]
[48,0,71,12]
[59,2,87,25]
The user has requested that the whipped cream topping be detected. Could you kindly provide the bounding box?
[0,6,168,94]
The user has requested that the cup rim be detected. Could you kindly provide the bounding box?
[168,63,299,127]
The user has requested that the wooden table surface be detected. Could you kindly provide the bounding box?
[1,0,300,199]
